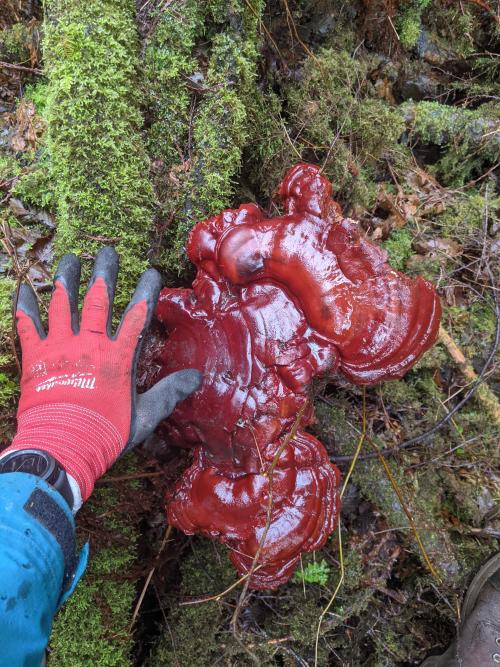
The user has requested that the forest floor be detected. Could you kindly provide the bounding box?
[0,1,499,666]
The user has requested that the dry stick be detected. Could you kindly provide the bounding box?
[281,0,318,62]
[438,324,500,427]
[129,525,172,632]
[314,522,344,667]
[242,0,287,68]
[0,60,43,74]
[97,471,163,483]
[313,390,366,664]
[230,401,310,634]
[340,387,366,500]
[178,565,264,606]
[369,439,441,583]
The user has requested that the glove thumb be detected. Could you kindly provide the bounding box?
[128,369,202,449]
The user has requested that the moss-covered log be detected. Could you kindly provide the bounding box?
[1,1,499,664]
[43,0,154,302]
[144,0,264,273]
[402,100,500,185]
[34,1,155,662]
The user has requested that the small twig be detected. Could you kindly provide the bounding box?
[129,525,172,632]
[312,391,366,662]
[386,15,400,41]
[462,161,499,188]
[97,471,163,483]
[230,401,309,633]
[178,564,264,606]
[281,0,318,62]
[439,324,500,426]
[242,0,287,69]
[314,522,344,666]
[340,388,366,499]
[369,439,441,583]
[0,60,43,74]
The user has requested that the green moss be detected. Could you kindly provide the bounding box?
[0,278,17,410]
[149,539,235,667]
[382,227,413,271]
[423,3,484,61]
[146,0,264,273]
[144,0,202,165]
[282,48,406,208]
[436,189,500,240]
[13,162,56,210]
[49,456,139,667]
[0,155,21,182]
[42,0,154,304]
[22,81,50,117]
[242,87,287,199]
[0,22,37,63]
[315,396,461,580]
[396,0,431,49]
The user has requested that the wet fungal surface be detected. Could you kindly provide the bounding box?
[143,163,441,589]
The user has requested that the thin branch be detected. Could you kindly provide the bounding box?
[368,439,441,582]
[0,60,43,74]
[230,401,309,633]
[438,324,500,425]
[97,471,163,483]
[314,523,344,666]
[178,564,264,606]
[340,388,366,499]
[129,525,172,632]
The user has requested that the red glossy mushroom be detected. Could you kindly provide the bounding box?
[144,163,441,589]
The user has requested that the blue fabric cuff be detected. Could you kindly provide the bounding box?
[0,473,88,666]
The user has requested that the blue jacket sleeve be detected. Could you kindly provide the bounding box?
[0,473,88,667]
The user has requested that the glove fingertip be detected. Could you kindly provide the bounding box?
[16,283,45,339]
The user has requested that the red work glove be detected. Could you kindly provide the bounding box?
[2,248,201,509]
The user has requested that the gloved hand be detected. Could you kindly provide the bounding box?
[2,247,201,508]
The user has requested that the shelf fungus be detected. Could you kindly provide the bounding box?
[142,163,441,589]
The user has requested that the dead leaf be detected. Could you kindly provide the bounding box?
[9,98,46,153]
[415,237,462,258]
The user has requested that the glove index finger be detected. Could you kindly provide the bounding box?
[115,268,161,345]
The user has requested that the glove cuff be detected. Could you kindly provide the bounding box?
[6,403,124,501]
